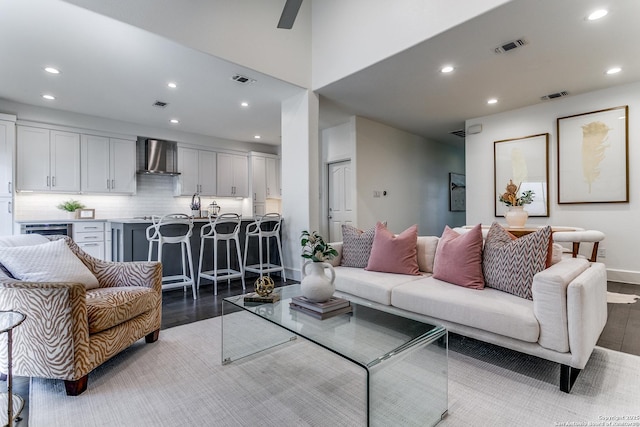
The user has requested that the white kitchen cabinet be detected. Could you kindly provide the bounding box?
[81,135,136,194]
[0,198,13,235]
[175,147,217,196]
[251,154,266,203]
[17,126,80,192]
[265,157,281,198]
[0,118,15,198]
[73,221,106,260]
[217,153,248,197]
[251,152,280,207]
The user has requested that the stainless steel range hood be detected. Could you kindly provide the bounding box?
[136,138,181,175]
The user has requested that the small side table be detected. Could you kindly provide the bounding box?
[0,311,26,427]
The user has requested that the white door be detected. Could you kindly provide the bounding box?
[232,154,248,197]
[328,160,353,242]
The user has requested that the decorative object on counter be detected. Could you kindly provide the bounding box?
[499,180,534,228]
[75,209,95,219]
[300,230,338,302]
[190,194,201,217]
[57,199,85,219]
[208,201,221,218]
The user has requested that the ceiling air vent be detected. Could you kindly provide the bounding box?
[231,74,256,84]
[494,38,527,54]
[449,129,466,138]
[152,100,168,108]
[541,91,569,101]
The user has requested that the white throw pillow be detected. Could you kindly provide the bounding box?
[0,238,99,289]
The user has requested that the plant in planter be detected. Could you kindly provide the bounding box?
[57,199,85,217]
[499,180,534,228]
[300,230,338,302]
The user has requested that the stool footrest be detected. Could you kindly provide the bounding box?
[199,269,244,282]
[245,263,285,274]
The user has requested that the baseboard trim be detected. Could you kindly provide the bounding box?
[607,269,640,285]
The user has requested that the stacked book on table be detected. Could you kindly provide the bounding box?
[289,295,352,320]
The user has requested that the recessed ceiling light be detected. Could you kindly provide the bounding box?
[44,67,60,74]
[606,67,622,75]
[167,82,177,89]
[241,102,249,107]
[587,9,608,20]
[42,94,55,100]
[487,98,498,105]
[254,135,261,139]
[441,65,454,73]
[170,119,179,124]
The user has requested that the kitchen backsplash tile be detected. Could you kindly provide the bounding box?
[15,174,250,220]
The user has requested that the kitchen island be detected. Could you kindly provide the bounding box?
[109,218,283,286]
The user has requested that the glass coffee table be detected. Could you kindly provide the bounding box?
[222,284,447,426]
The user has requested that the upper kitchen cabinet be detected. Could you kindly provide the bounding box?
[265,157,281,199]
[17,126,80,193]
[251,152,281,202]
[217,153,248,197]
[175,147,217,196]
[81,135,136,194]
[0,116,16,197]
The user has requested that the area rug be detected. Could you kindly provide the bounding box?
[607,291,640,304]
[30,316,640,427]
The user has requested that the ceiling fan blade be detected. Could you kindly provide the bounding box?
[277,0,303,29]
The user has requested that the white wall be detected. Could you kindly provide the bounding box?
[311,0,511,90]
[321,116,465,237]
[465,81,640,283]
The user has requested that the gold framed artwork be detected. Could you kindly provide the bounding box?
[449,173,466,212]
[557,106,629,204]
[494,133,549,217]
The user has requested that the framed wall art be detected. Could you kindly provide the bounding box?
[557,105,629,204]
[494,133,549,217]
[449,173,466,211]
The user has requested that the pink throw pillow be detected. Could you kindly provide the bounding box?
[432,224,484,289]
[365,222,420,275]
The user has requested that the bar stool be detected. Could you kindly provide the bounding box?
[197,213,245,295]
[243,213,286,281]
[146,213,197,299]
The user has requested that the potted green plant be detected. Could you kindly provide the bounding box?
[57,199,85,218]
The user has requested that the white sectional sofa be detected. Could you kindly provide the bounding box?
[328,234,608,393]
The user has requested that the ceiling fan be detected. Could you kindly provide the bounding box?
[277,0,303,29]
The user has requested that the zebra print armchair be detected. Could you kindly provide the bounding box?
[0,235,162,395]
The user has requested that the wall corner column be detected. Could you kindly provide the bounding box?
[281,90,320,281]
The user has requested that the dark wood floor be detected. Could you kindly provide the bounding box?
[597,281,640,355]
[11,277,640,426]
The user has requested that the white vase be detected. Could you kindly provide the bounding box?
[300,261,336,302]
[504,206,528,228]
